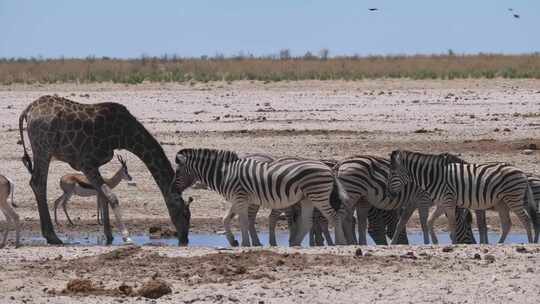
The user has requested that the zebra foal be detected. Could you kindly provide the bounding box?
[388,150,536,244]
[174,148,348,246]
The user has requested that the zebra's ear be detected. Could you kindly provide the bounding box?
[390,150,401,166]
[176,154,187,165]
[187,196,194,206]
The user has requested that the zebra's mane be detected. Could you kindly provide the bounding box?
[178,148,240,163]
[391,149,466,165]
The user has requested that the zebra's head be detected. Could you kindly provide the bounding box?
[387,150,411,196]
[174,148,240,192]
[174,154,197,192]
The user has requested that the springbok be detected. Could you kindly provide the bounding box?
[0,174,20,247]
[53,155,132,226]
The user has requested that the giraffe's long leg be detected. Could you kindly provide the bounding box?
[30,155,62,244]
[83,168,132,245]
[98,195,113,244]
[97,196,104,225]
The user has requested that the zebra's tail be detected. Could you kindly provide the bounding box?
[526,182,539,243]
[330,177,349,211]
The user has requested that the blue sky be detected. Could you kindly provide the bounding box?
[0,0,538,58]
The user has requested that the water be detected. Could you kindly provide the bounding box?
[24,231,530,247]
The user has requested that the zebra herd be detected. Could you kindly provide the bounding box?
[174,148,540,247]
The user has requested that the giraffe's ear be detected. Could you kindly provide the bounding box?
[176,154,187,165]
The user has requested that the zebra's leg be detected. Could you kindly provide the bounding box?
[268,209,280,246]
[444,205,458,244]
[427,204,445,244]
[312,209,325,246]
[292,200,314,246]
[223,207,239,247]
[321,216,334,246]
[387,209,409,245]
[390,206,415,245]
[236,203,251,247]
[455,208,476,244]
[247,204,262,246]
[349,213,358,244]
[367,207,387,245]
[355,199,371,245]
[475,209,488,244]
[286,205,301,246]
[507,200,533,243]
[419,206,430,244]
[494,203,512,243]
[342,206,357,245]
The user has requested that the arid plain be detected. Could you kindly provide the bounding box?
[0,79,540,303]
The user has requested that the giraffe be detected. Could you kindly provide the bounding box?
[19,95,190,245]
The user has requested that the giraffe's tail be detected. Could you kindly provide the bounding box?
[19,105,33,174]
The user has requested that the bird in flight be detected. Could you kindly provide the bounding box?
[368,8,379,11]
[508,8,520,18]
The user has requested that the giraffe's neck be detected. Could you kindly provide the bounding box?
[120,121,175,197]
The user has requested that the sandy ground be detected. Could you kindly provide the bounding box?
[0,79,540,303]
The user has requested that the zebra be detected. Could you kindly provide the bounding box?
[335,155,436,245]
[176,152,340,247]
[174,148,348,246]
[464,173,540,244]
[387,150,536,244]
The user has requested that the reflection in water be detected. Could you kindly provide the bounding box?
[24,231,530,247]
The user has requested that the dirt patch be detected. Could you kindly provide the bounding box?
[31,249,428,288]
[137,279,172,299]
[55,278,125,297]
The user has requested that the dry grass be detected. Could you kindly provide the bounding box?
[1,53,540,84]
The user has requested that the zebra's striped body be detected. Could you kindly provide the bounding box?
[525,174,540,242]
[336,156,434,245]
[388,150,535,244]
[175,148,348,246]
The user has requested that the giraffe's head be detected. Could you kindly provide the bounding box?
[166,186,192,246]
